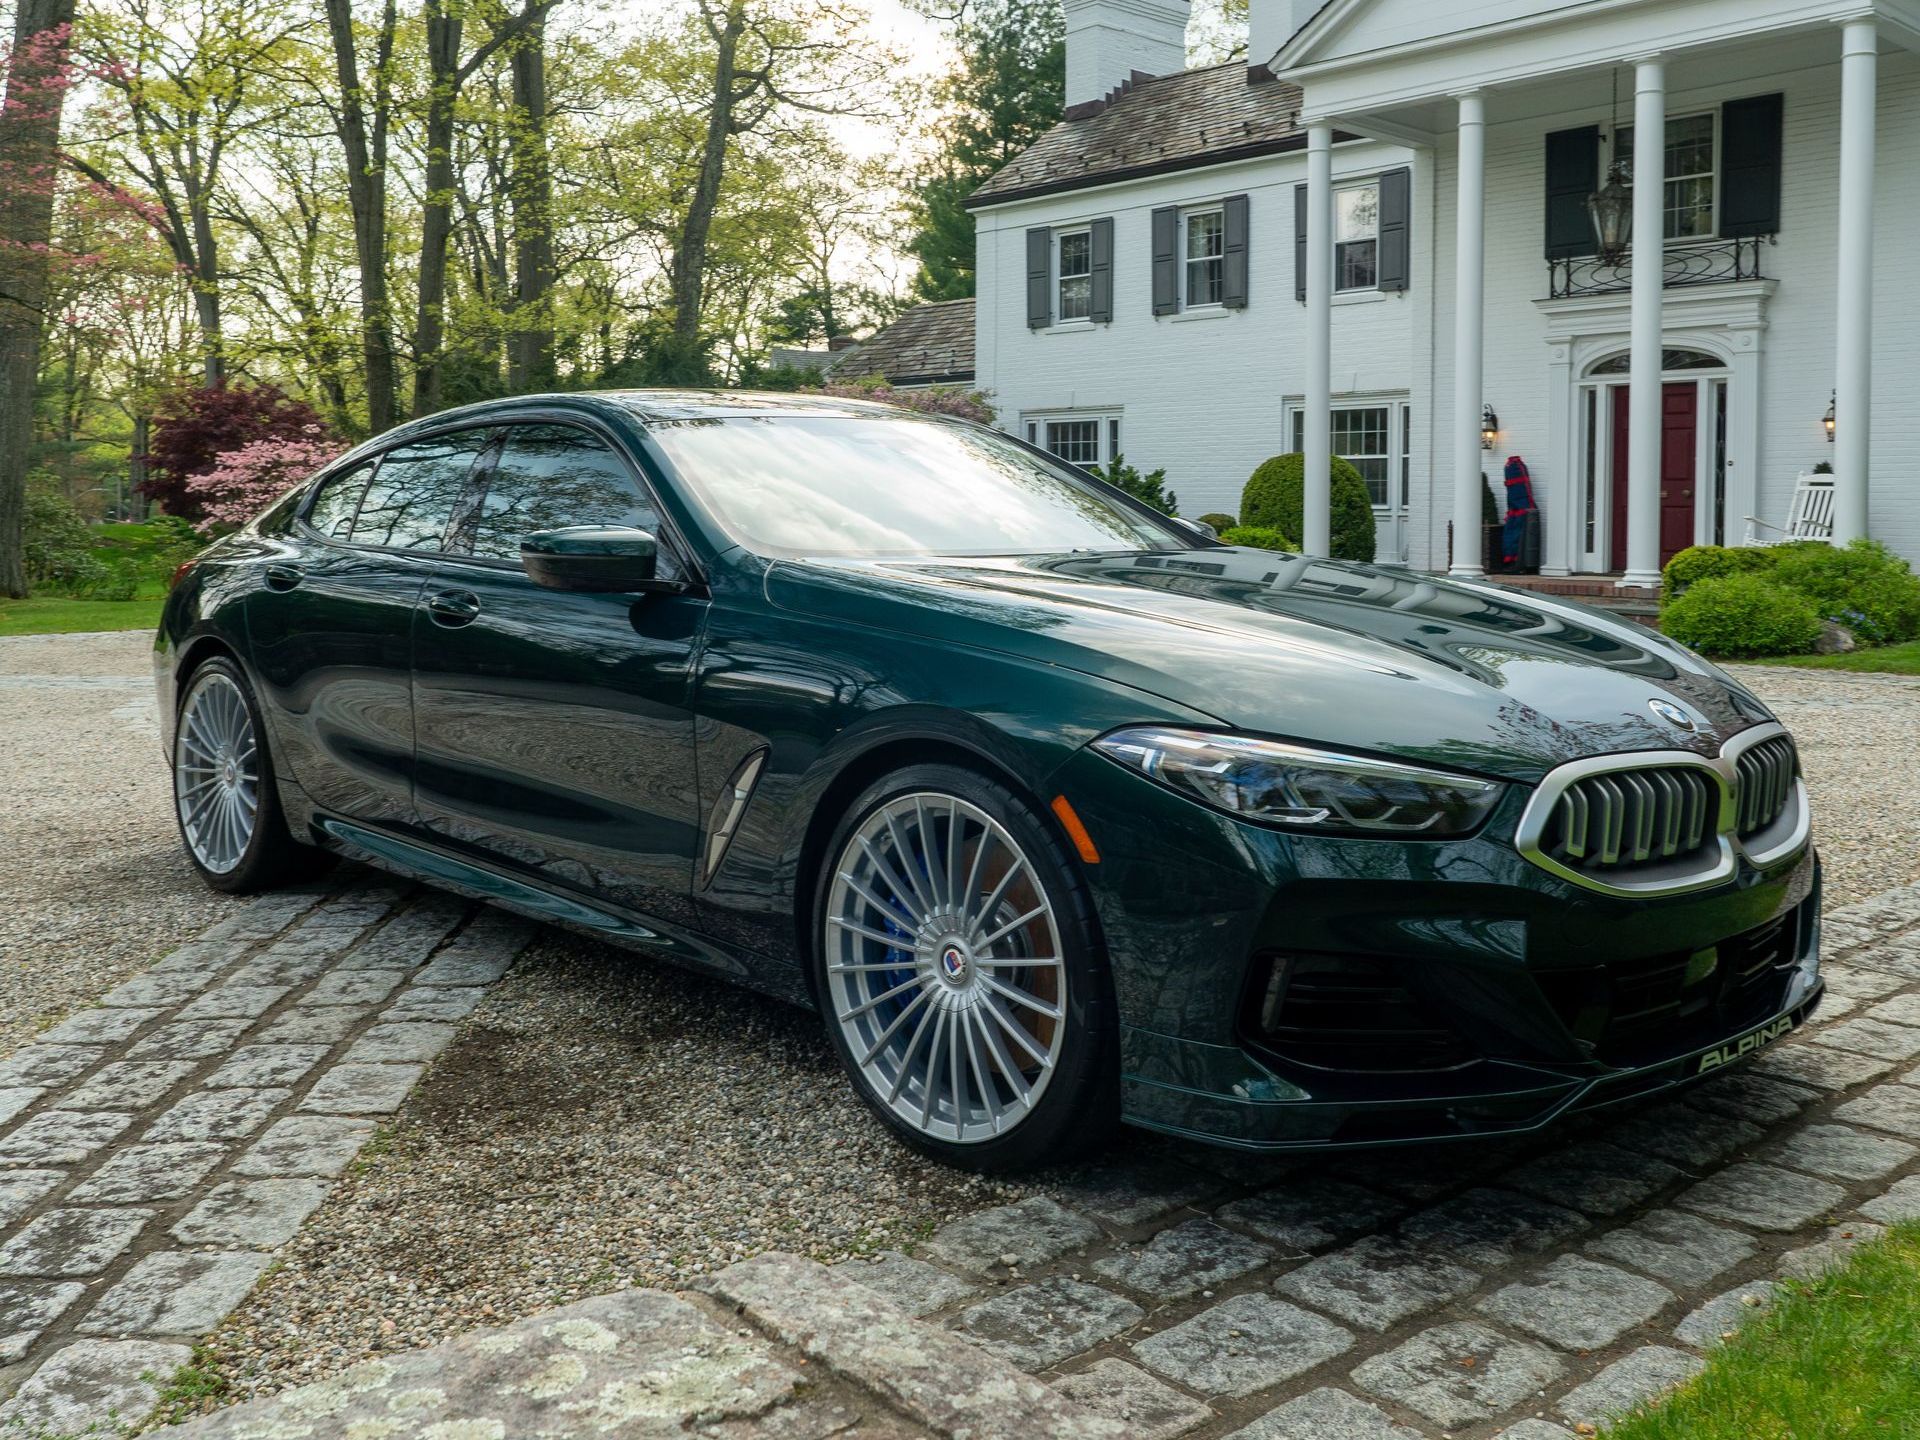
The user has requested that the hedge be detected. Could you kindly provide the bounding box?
[1241,453,1376,563]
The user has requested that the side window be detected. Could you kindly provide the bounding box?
[468,424,666,564]
[350,430,492,551]
[304,461,376,540]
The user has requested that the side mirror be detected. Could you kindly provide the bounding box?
[1174,516,1219,541]
[521,526,660,593]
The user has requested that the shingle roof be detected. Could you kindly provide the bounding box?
[825,299,975,386]
[968,64,1307,209]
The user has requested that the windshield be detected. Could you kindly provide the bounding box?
[648,413,1185,558]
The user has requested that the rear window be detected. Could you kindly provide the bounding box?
[305,461,374,539]
[312,430,492,551]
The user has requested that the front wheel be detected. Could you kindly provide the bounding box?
[814,764,1118,1172]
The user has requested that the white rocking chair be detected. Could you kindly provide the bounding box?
[1743,473,1837,546]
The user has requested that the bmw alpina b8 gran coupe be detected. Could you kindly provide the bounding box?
[158,390,1821,1170]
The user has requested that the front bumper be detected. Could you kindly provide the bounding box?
[1052,745,1822,1152]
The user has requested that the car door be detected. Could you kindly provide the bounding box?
[248,429,493,825]
[410,419,709,929]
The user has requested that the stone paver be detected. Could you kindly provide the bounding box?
[1352,1320,1565,1427]
[77,1251,274,1336]
[384,985,487,1022]
[1816,1017,1920,1061]
[172,983,292,1021]
[1867,992,1920,1027]
[1835,1082,1920,1137]
[297,1062,427,1115]
[340,1021,459,1064]
[1604,1102,1762,1167]
[171,1179,330,1248]
[0,1046,105,1088]
[1217,1178,1404,1252]
[1501,1141,1683,1216]
[70,1142,229,1204]
[0,1337,192,1435]
[1585,1209,1756,1288]
[0,1172,62,1228]
[1779,1220,1888,1276]
[0,1282,87,1363]
[1478,1256,1674,1350]
[231,1114,379,1179]
[1275,1236,1480,1331]
[38,1007,165,1045]
[143,1087,288,1143]
[1689,1070,1824,1127]
[127,1019,250,1060]
[1675,1281,1777,1348]
[921,1197,1102,1275]
[303,967,407,1007]
[1052,1359,1210,1440]
[1093,1219,1274,1299]
[0,1207,151,1277]
[1675,1162,1846,1231]
[0,1110,132,1166]
[1556,1346,1704,1429]
[1772,1122,1917,1181]
[96,971,209,1008]
[956,1277,1144,1370]
[252,1007,367,1044]
[201,1043,331,1089]
[1395,1187,1588,1268]
[0,1088,39,1128]
[1133,1292,1353,1398]
[1052,1155,1221,1228]
[1494,1423,1580,1440]
[1862,1174,1920,1224]
[51,1060,195,1111]
[1755,1043,1896,1090]
[836,1252,980,1317]
[1227,1386,1423,1440]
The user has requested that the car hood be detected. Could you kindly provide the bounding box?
[764,547,1777,784]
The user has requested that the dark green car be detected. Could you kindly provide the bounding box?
[156,390,1822,1170]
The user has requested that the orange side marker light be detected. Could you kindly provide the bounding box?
[1051,794,1101,864]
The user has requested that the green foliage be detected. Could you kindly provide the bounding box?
[908,0,1064,302]
[1769,538,1920,645]
[1659,574,1824,658]
[1241,453,1376,563]
[1219,525,1296,553]
[1661,544,1780,602]
[1091,454,1177,515]
[1765,640,1920,675]
[23,476,94,590]
[0,595,166,637]
[1483,476,1501,527]
[1195,512,1236,531]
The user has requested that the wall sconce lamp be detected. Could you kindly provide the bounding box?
[1481,403,1499,451]
[1823,391,1836,443]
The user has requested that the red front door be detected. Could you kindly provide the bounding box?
[1609,383,1699,572]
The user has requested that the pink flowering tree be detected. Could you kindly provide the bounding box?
[185,430,342,533]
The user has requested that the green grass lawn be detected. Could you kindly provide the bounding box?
[1606,1223,1920,1439]
[1745,641,1920,675]
[0,594,165,637]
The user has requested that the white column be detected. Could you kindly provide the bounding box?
[1622,56,1666,589]
[1834,18,1877,543]
[1449,92,1487,577]
[1303,122,1334,558]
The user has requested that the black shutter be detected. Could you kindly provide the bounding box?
[1543,125,1601,259]
[1294,184,1308,302]
[1720,93,1784,237]
[1089,217,1114,323]
[1222,194,1250,309]
[1151,207,1179,315]
[1025,227,1051,329]
[1377,167,1411,292]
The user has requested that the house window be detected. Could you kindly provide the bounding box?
[1025,410,1121,472]
[1335,183,1379,291]
[1614,111,1717,240]
[1057,228,1092,322]
[1184,208,1225,307]
[1289,402,1399,507]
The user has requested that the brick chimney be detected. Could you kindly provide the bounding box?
[1063,0,1191,113]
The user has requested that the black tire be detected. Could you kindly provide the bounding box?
[172,655,332,895]
[812,762,1119,1172]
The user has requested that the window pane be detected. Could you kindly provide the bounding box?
[1186,211,1223,260]
[1332,406,1390,507]
[1046,419,1101,467]
[468,424,659,561]
[1058,230,1091,278]
[1335,185,1378,243]
[1336,239,1377,291]
[1616,114,1716,240]
[1666,114,1714,177]
[306,461,373,539]
[351,432,489,550]
[652,414,1179,558]
[1059,274,1092,321]
[1667,174,1714,239]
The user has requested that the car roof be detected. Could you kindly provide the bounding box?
[380,388,908,433]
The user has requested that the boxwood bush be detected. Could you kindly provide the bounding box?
[1660,574,1824,658]
[1219,525,1297,553]
[1195,512,1237,532]
[1660,544,1779,603]
[1769,539,1920,644]
[1241,454,1376,562]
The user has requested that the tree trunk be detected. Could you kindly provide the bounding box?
[130,414,150,521]
[506,15,554,392]
[669,1,743,357]
[0,0,79,597]
[324,0,397,433]
[410,1,463,418]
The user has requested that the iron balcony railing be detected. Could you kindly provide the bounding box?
[1546,235,1772,300]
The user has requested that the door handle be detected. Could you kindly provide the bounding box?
[264,563,303,591]
[425,590,481,627]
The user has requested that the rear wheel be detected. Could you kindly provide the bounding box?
[173,656,328,894]
[814,763,1117,1171]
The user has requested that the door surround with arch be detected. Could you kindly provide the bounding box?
[1533,281,1772,576]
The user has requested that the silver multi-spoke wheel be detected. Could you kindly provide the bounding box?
[825,793,1068,1145]
[174,669,261,875]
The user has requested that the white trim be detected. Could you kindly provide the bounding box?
[1024,408,1124,469]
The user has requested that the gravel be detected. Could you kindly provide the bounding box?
[0,633,242,1059]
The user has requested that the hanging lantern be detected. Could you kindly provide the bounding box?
[1589,160,1634,265]
[1824,391,1836,442]
[1481,404,1499,451]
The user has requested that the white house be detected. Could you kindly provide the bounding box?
[973,0,1920,585]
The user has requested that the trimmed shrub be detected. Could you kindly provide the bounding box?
[1219,525,1296,553]
[1090,453,1178,515]
[1659,574,1823,658]
[1661,544,1779,603]
[1769,538,1920,645]
[1241,453,1376,562]
[1195,512,1236,532]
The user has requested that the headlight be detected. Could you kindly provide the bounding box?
[1091,727,1505,837]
